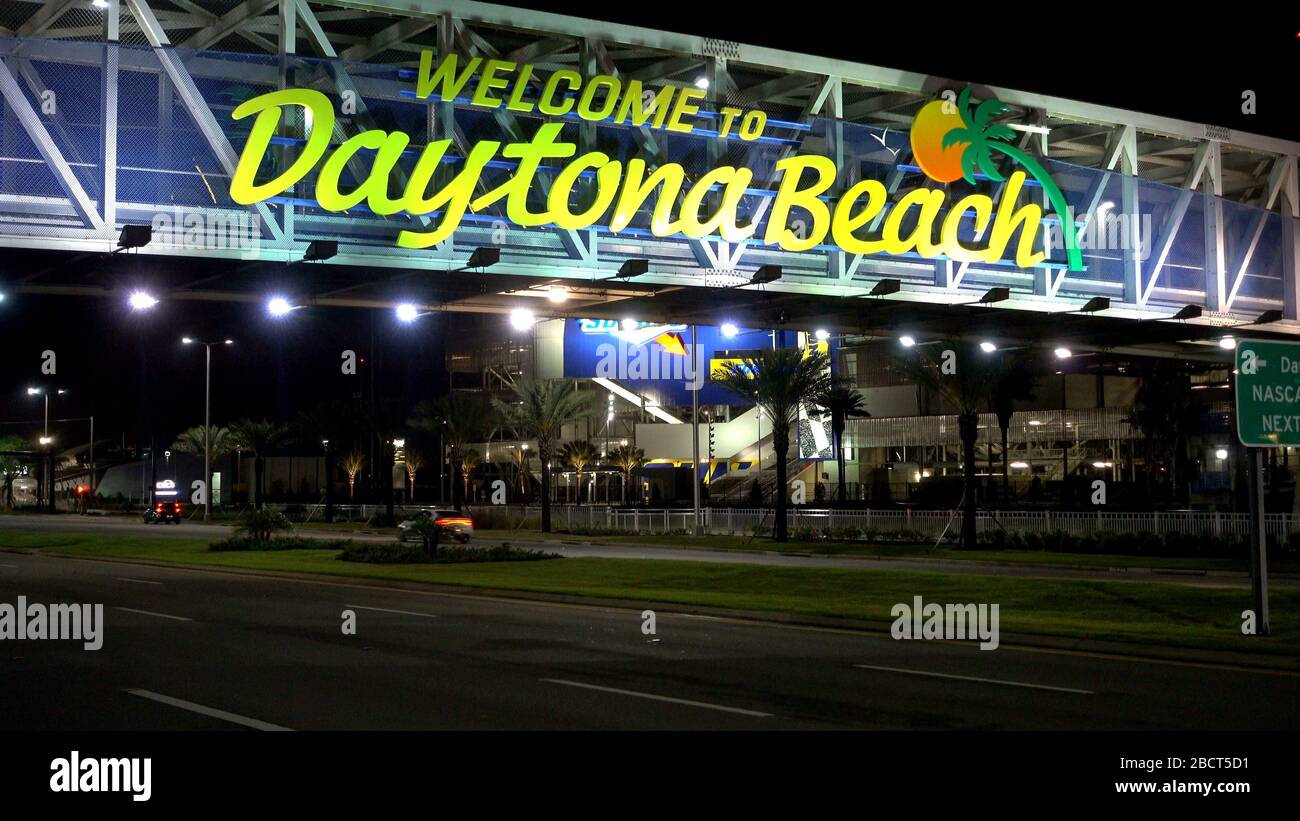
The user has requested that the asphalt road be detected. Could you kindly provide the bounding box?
[1,514,1284,589]
[1,549,1296,730]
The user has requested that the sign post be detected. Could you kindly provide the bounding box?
[691,324,702,537]
[1230,338,1300,636]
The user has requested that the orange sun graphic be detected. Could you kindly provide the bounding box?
[909,99,970,183]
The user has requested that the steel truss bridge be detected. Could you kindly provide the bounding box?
[1,0,1298,353]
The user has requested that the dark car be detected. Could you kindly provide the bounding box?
[144,500,184,524]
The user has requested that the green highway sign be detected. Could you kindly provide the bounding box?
[1235,339,1300,446]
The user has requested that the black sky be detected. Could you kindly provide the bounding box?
[522,2,1299,142]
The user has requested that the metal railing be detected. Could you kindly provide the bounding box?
[464,505,1300,539]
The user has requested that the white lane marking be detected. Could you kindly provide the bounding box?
[542,678,773,717]
[125,689,292,731]
[114,606,192,622]
[345,604,438,618]
[0,563,18,568]
[854,663,1094,694]
[116,577,164,585]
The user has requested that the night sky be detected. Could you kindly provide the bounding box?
[529,3,1300,142]
[0,295,447,455]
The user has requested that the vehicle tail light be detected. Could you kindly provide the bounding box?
[435,517,472,527]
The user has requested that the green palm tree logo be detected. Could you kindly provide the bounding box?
[941,88,1084,272]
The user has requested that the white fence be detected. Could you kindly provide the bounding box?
[532,507,1298,539]
[274,503,1298,539]
[527,506,1289,537]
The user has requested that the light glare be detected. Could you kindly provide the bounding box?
[510,308,535,330]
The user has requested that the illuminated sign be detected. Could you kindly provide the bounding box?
[229,55,1081,271]
[579,318,688,349]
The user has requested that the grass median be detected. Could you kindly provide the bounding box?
[3,528,1297,657]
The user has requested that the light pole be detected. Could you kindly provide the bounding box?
[182,337,233,521]
[27,387,65,509]
[690,324,702,536]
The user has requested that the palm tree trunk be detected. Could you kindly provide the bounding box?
[773,427,790,543]
[254,457,264,510]
[539,447,553,532]
[450,447,463,510]
[834,420,846,504]
[958,412,979,548]
[383,445,394,521]
[1000,424,1010,505]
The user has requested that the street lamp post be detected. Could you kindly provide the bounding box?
[183,337,233,521]
[27,387,65,510]
[691,324,702,536]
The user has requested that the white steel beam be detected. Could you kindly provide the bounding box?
[125,0,284,243]
[180,0,278,51]
[341,15,436,62]
[0,58,106,232]
[101,0,118,229]
[16,0,79,37]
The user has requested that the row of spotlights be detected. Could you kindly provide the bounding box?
[122,290,1244,355]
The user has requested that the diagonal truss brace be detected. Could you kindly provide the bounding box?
[125,0,284,244]
[0,57,107,233]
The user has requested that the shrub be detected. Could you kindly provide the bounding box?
[211,536,354,552]
[338,541,561,564]
[234,508,292,542]
[367,511,399,528]
[404,518,449,559]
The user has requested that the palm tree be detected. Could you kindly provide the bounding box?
[714,348,835,542]
[559,440,599,503]
[892,341,1003,549]
[1126,369,1199,505]
[171,425,235,515]
[460,448,481,502]
[608,443,645,503]
[341,450,366,500]
[814,385,869,503]
[363,399,408,523]
[989,359,1037,505]
[411,394,486,511]
[493,380,592,532]
[403,449,424,502]
[509,445,531,500]
[0,435,28,510]
[229,419,288,509]
[944,87,1083,272]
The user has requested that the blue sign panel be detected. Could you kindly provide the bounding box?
[563,320,781,406]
